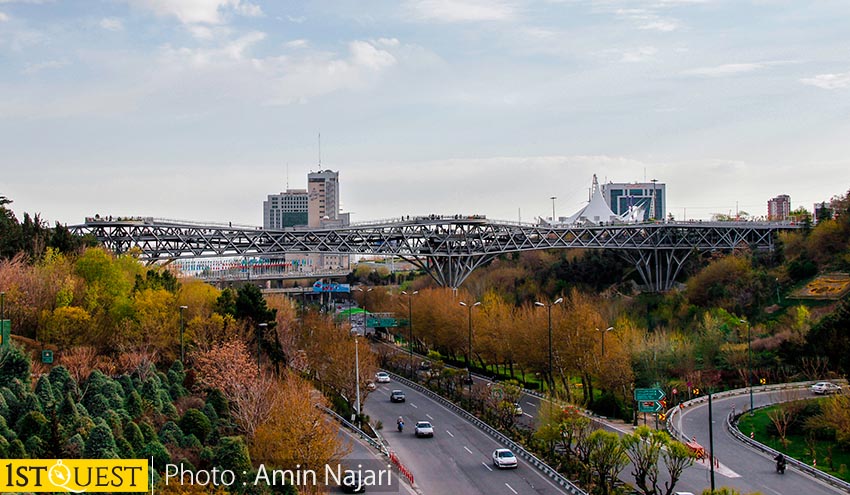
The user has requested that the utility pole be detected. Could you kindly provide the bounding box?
[460,301,481,394]
[402,290,418,376]
[179,305,188,363]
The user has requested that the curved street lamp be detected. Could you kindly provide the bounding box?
[597,326,614,356]
[459,301,481,392]
[534,297,563,394]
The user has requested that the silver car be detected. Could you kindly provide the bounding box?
[811,382,842,394]
[492,449,518,469]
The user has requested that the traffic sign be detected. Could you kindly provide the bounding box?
[41,350,53,364]
[638,400,664,413]
[634,388,665,401]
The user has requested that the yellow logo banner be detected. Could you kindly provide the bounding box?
[0,459,149,493]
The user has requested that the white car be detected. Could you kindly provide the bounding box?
[513,403,524,416]
[414,421,434,438]
[492,449,518,469]
[811,382,842,395]
[375,372,391,383]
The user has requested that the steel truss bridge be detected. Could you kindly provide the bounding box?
[71,216,799,291]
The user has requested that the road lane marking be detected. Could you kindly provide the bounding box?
[523,412,534,418]
[446,430,454,437]
[525,401,536,407]
[464,446,473,455]
[482,462,493,472]
[426,414,434,420]
[410,402,418,408]
[505,482,518,494]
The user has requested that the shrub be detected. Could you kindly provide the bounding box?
[34,375,56,409]
[58,392,79,422]
[116,436,135,459]
[139,421,156,443]
[140,440,170,468]
[159,421,184,446]
[124,421,145,453]
[14,411,47,441]
[179,409,212,443]
[64,433,85,458]
[205,389,229,419]
[7,438,26,458]
[84,422,117,459]
[0,344,31,385]
[49,365,77,398]
[212,436,251,474]
[84,393,111,419]
[125,390,143,420]
[24,435,46,458]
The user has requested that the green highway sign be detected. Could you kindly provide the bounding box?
[638,400,664,413]
[634,388,665,402]
[41,350,54,364]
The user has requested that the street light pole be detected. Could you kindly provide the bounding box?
[402,290,418,376]
[597,326,614,356]
[741,319,754,415]
[354,336,361,425]
[550,196,557,222]
[179,305,188,363]
[460,301,481,393]
[535,297,563,394]
[257,322,268,373]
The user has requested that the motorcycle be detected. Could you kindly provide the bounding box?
[397,421,404,433]
[775,459,786,474]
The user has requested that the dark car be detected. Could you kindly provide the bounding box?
[341,471,365,493]
[390,390,406,403]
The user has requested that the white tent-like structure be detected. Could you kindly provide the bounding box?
[563,174,619,225]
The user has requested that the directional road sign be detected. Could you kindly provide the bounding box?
[638,400,664,413]
[634,388,665,402]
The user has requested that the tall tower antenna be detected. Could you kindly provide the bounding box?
[286,163,289,190]
[318,132,322,167]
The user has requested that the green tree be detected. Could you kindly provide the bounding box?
[0,344,31,385]
[179,409,212,443]
[587,429,629,495]
[84,422,117,458]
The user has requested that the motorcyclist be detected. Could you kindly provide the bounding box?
[774,453,786,473]
[397,417,404,432]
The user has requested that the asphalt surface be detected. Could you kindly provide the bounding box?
[676,388,847,495]
[328,428,419,495]
[363,379,572,495]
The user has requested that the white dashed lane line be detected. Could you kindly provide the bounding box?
[426,414,434,420]
[523,412,534,418]
[446,430,454,437]
[463,446,473,455]
[482,462,493,472]
[505,482,518,494]
[410,402,418,408]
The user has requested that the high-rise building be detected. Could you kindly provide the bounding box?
[308,169,340,227]
[263,189,308,230]
[601,181,666,221]
[767,194,791,221]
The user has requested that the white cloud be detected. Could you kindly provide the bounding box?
[800,71,850,90]
[99,17,124,31]
[22,59,69,74]
[639,19,679,31]
[284,39,308,49]
[620,46,657,63]
[0,11,8,21]
[285,15,306,23]
[682,61,792,77]
[131,0,262,25]
[406,0,517,22]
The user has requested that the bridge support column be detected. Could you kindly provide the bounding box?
[403,254,495,289]
[622,249,692,292]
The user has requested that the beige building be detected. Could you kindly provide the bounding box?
[306,169,350,271]
[767,194,791,221]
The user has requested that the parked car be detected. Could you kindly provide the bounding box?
[390,390,406,403]
[513,403,524,416]
[375,372,391,383]
[492,449,518,469]
[811,382,842,394]
[415,421,434,438]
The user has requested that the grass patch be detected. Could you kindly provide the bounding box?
[738,403,850,482]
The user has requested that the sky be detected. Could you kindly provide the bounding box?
[2,0,850,227]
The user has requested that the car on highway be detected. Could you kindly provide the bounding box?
[513,403,524,416]
[811,382,842,394]
[492,449,518,469]
[375,371,391,383]
[366,381,376,391]
[340,471,365,493]
[390,390,406,403]
[414,421,434,438]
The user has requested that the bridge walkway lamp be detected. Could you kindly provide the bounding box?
[354,286,373,334]
[401,290,418,377]
[597,326,614,357]
[179,305,188,364]
[459,301,481,394]
[534,297,563,396]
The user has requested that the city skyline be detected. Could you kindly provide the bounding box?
[2,1,850,226]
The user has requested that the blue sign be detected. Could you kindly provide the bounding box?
[312,281,351,293]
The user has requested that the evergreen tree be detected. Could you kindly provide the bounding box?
[84,421,117,459]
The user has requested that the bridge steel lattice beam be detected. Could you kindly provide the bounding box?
[71,218,796,291]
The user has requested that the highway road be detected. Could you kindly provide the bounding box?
[676,388,846,495]
[329,428,418,494]
[363,378,572,495]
